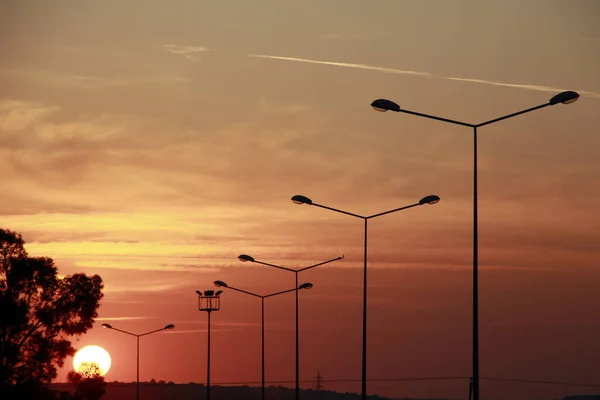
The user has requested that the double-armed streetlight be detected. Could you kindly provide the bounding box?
[101,323,175,400]
[195,289,223,400]
[371,90,579,400]
[291,194,440,400]
[214,280,313,400]
[237,254,342,400]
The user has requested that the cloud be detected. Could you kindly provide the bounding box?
[0,100,59,131]
[96,316,151,321]
[321,32,383,40]
[162,44,208,62]
[171,320,260,328]
[76,259,221,273]
[162,44,208,54]
[0,67,189,90]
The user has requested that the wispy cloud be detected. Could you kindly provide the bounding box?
[0,67,188,90]
[96,316,151,321]
[163,328,250,334]
[321,32,383,40]
[0,100,59,131]
[162,44,208,62]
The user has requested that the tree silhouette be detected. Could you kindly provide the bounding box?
[67,363,106,400]
[0,228,104,395]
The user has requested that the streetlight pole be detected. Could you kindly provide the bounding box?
[237,254,343,400]
[291,194,441,400]
[101,323,175,400]
[371,90,580,400]
[213,280,314,400]
[196,289,223,400]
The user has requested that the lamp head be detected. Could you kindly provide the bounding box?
[371,99,401,112]
[238,254,255,262]
[549,91,579,105]
[291,195,312,205]
[164,324,175,330]
[204,290,215,296]
[299,282,313,290]
[215,290,223,296]
[419,195,441,205]
[195,290,203,296]
[101,323,112,329]
[214,280,228,288]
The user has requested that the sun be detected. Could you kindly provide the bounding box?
[73,345,111,376]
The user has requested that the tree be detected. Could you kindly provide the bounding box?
[67,363,106,400]
[0,228,104,393]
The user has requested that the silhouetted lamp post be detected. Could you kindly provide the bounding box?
[195,289,222,400]
[101,323,175,400]
[291,194,440,400]
[214,280,313,400]
[237,254,342,400]
[371,90,579,400]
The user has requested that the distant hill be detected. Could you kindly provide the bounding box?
[563,396,600,400]
[48,382,453,400]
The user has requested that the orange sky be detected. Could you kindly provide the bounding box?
[2,1,600,399]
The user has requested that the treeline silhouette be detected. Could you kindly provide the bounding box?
[48,382,452,400]
[47,380,600,400]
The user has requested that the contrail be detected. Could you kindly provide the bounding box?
[250,54,433,77]
[250,53,600,98]
[163,45,599,98]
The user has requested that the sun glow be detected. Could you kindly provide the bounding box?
[73,345,111,376]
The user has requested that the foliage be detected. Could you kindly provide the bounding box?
[0,228,104,390]
[67,364,106,400]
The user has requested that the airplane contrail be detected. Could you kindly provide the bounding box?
[250,54,433,77]
[250,53,600,98]
[163,45,599,98]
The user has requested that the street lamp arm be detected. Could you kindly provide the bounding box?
[253,259,296,272]
[138,327,170,337]
[367,202,420,219]
[475,102,551,128]
[226,285,263,298]
[264,287,300,298]
[297,255,345,272]
[398,108,474,128]
[107,326,138,337]
[312,202,365,219]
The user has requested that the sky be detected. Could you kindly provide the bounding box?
[1,0,600,399]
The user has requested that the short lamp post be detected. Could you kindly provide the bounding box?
[195,289,223,400]
[101,323,175,400]
[214,280,313,400]
[237,254,342,400]
[291,194,440,400]
[371,90,579,400]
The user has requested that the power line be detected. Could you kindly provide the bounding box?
[100,376,469,386]
[94,376,600,389]
[482,377,600,388]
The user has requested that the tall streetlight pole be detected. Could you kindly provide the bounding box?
[196,289,222,400]
[101,323,175,400]
[237,254,343,400]
[371,90,580,400]
[213,280,313,400]
[291,194,441,400]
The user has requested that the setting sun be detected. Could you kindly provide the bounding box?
[73,345,111,376]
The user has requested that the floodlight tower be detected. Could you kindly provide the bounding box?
[196,289,222,400]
